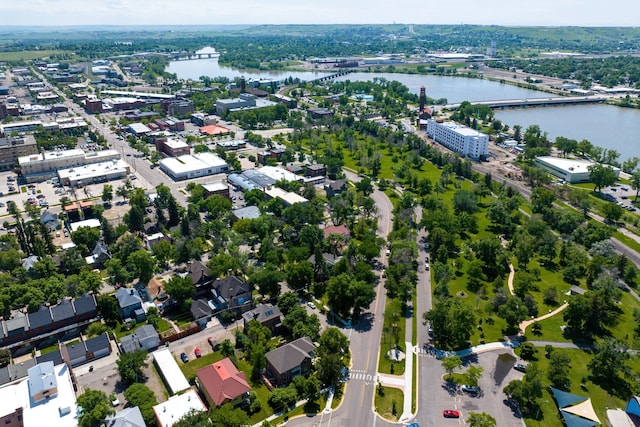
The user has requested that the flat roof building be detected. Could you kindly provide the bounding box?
[159,152,229,181]
[156,137,190,158]
[535,156,621,184]
[0,135,38,172]
[0,363,78,427]
[20,149,120,182]
[129,123,152,136]
[58,158,130,187]
[153,389,206,427]
[152,348,190,396]
[264,186,308,206]
[70,218,102,232]
[426,120,489,159]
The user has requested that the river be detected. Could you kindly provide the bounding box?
[167,59,640,161]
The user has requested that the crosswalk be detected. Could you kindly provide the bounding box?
[348,369,376,385]
[414,345,438,358]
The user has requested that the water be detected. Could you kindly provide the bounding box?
[167,60,640,161]
[332,72,551,104]
[166,57,331,81]
[494,104,640,162]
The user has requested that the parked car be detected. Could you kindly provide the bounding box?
[194,348,202,358]
[514,363,527,373]
[461,385,479,394]
[180,352,189,363]
[443,410,460,418]
[208,337,219,349]
[307,301,316,310]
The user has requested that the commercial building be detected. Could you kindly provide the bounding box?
[0,117,87,136]
[57,158,130,187]
[535,156,621,184]
[19,149,120,182]
[155,137,190,158]
[161,99,195,118]
[0,135,38,172]
[129,123,152,136]
[425,120,489,159]
[264,186,308,206]
[202,181,230,199]
[216,93,256,115]
[215,93,277,115]
[153,389,206,427]
[159,152,229,181]
[0,362,78,427]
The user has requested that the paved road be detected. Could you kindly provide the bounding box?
[287,182,396,427]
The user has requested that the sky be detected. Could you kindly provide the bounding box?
[1,0,640,27]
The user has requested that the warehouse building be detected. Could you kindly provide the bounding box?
[159,152,229,181]
[58,159,130,187]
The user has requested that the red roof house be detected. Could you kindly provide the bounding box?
[196,357,251,407]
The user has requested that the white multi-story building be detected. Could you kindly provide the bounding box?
[426,120,489,159]
[19,149,120,182]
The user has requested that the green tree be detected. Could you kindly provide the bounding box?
[102,184,113,204]
[71,226,101,255]
[631,169,640,201]
[165,275,195,311]
[250,265,285,297]
[441,355,462,381]
[588,163,617,192]
[601,202,624,223]
[547,351,571,390]
[152,240,176,267]
[464,365,484,387]
[424,296,477,350]
[0,349,10,368]
[124,383,158,426]
[503,363,543,416]
[77,389,114,427]
[211,403,250,427]
[588,338,631,382]
[326,273,375,318]
[116,349,148,387]
[468,412,497,427]
[128,249,157,284]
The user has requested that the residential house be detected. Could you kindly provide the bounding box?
[196,357,251,407]
[40,210,59,232]
[190,299,214,327]
[21,255,40,271]
[85,240,111,268]
[61,332,112,366]
[50,299,75,329]
[265,336,316,385]
[115,287,146,322]
[242,303,282,333]
[119,324,160,354]
[324,179,347,198]
[105,406,147,427]
[188,261,213,297]
[210,275,253,314]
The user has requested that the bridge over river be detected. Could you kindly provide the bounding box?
[445,95,607,110]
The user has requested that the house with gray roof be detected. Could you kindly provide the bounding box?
[63,332,112,366]
[116,287,145,322]
[0,359,36,386]
[27,306,52,334]
[211,275,253,315]
[73,293,98,321]
[242,303,281,333]
[51,299,75,326]
[5,313,28,338]
[265,336,316,385]
[119,324,160,354]
[21,255,40,271]
[40,210,59,232]
[231,205,261,222]
[86,240,111,267]
[105,406,146,427]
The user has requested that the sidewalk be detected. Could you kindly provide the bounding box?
[376,340,414,423]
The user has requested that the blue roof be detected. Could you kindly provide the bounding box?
[560,410,599,427]
[551,387,586,409]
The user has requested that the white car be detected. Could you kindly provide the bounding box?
[307,301,316,310]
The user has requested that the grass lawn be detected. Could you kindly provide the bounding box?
[0,50,66,61]
[39,343,59,355]
[374,386,404,421]
[522,348,635,427]
[155,318,173,333]
[378,298,406,375]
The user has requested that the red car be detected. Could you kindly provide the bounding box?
[443,410,460,418]
[194,348,201,358]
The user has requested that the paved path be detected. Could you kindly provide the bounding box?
[507,263,515,295]
[519,302,569,333]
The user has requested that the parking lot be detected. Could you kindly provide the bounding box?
[601,185,637,212]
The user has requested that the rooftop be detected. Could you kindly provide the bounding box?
[57,159,129,183]
[70,218,101,232]
[153,389,206,427]
[535,156,620,173]
[0,363,78,427]
[159,152,228,175]
[152,348,190,396]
